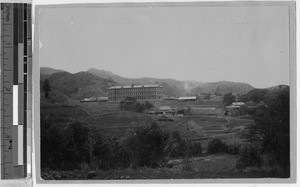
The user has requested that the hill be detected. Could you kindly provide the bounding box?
[41,71,117,101]
[87,68,187,97]
[41,67,256,100]
[266,85,289,91]
[189,81,254,96]
[40,67,65,80]
[238,85,289,103]
[41,67,65,75]
[87,68,255,97]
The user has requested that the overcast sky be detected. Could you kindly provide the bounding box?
[37,5,290,88]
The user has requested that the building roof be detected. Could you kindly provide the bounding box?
[232,102,245,106]
[97,97,109,100]
[178,96,197,100]
[162,97,178,100]
[159,106,172,110]
[108,84,162,89]
[226,105,241,109]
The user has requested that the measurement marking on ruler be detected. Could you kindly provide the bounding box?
[1,3,32,179]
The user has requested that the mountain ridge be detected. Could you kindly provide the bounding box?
[40,67,264,100]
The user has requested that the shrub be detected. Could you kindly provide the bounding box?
[119,98,153,113]
[94,138,130,170]
[226,143,241,155]
[164,131,202,158]
[182,158,196,172]
[223,93,236,106]
[236,143,262,168]
[207,138,228,154]
[125,123,169,168]
[41,120,91,170]
[185,140,202,157]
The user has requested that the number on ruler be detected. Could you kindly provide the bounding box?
[8,140,12,150]
[3,87,11,92]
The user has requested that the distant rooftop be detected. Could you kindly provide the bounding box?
[232,102,245,106]
[108,84,162,89]
[178,96,197,100]
[159,106,172,111]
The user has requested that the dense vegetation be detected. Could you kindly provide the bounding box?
[223,92,236,106]
[238,88,270,103]
[119,97,154,113]
[41,116,202,171]
[247,86,290,173]
[237,86,290,176]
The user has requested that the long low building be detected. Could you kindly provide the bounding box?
[108,84,163,101]
[178,96,197,102]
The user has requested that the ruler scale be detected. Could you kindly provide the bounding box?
[0,3,31,179]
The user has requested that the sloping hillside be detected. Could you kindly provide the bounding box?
[41,67,65,75]
[87,68,187,96]
[41,67,256,99]
[40,67,65,80]
[41,71,117,100]
[189,81,254,96]
[87,68,255,97]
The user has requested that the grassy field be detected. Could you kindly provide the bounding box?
[71,100,252,148]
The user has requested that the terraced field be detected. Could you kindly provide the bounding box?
[41,100,253,147]
[151,100,224,109]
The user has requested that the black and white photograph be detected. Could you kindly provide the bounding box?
[35,1,295,181]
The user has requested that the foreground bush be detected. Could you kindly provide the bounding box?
[236,143,262,168]
[94,138,130,170]
[41,118,91,170]
[207,138,228,154]
[125,123,169,168]
[164,131,202,158]
[248,87,290,173]
[42,116,204,171]
[226,143,241,155]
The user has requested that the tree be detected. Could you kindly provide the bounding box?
[84,124,103,169]
[125,123,169,168]
[119,98,153,113]
[223,92,236,106]
[42,79,51,98]
[239,89,270,103]
[248,87,290,173]
[204,93,211,100]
